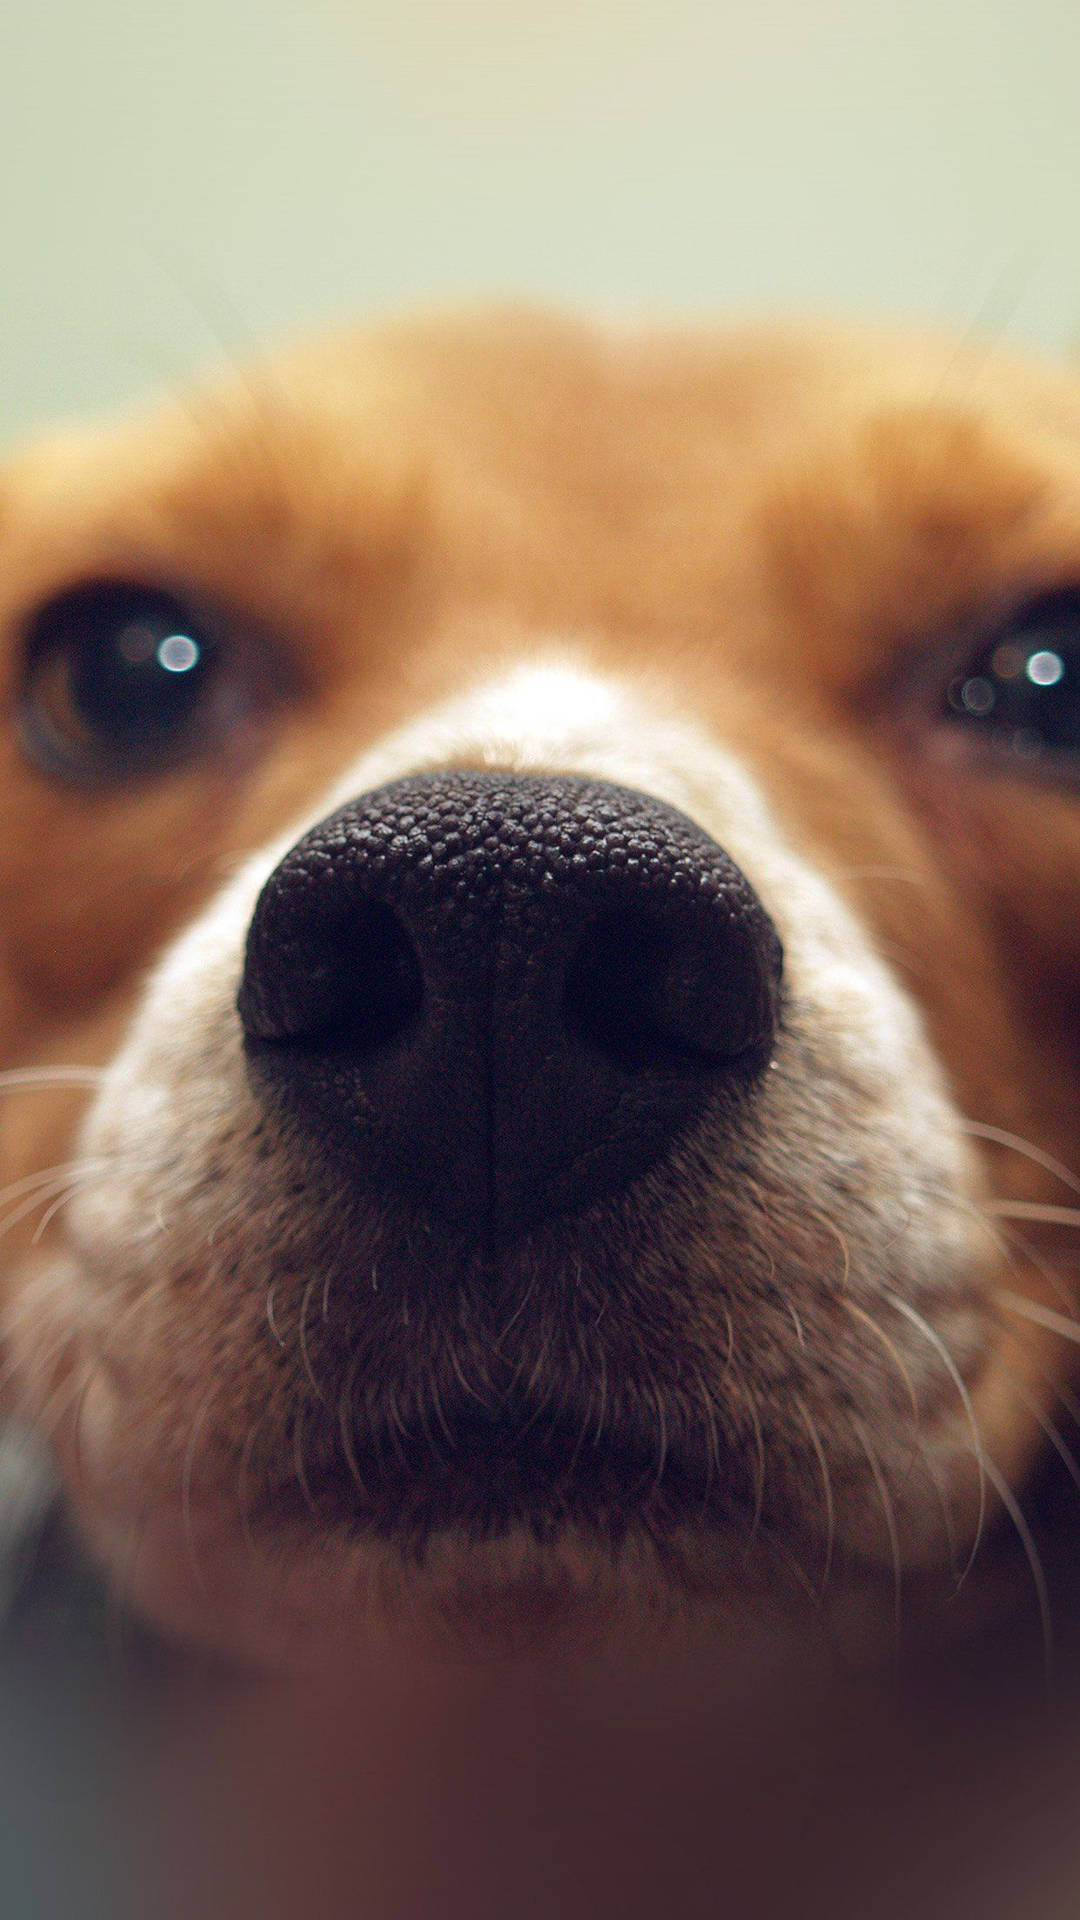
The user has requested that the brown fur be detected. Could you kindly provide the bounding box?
[1,307,1079,1668]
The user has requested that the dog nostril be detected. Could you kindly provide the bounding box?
[239,772,783,1241]
[239,897,424,1052]
[564,908,772,1069]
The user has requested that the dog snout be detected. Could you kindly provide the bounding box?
[238,771,782,1242]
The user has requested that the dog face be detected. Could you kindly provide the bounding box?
[1,309,1079,1667]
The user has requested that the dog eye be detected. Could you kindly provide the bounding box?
[945,589,1080,765]
[18,583,225,782]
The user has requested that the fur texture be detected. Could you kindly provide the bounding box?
[0,309,1078,1668]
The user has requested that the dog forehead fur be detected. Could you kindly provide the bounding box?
[1,306,1080,1663]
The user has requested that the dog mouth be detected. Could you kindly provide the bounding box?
[226,1161,775,1553]
[251,1384,756,1553]
[43,1052,992,1625]
[45,1318,806,1666]
[46,1210,786,1574]
[36,750,1001,1656]
[29,1105,992,1669]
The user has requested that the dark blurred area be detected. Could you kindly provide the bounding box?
[5,1445,1080,1919]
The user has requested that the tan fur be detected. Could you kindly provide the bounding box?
[1,307,1079,1668]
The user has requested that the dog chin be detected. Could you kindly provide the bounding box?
[14,1321,736,1670]
[66,1478,841,1678]
[7,1286,965,1676]
[67,1503,706,1672]
[48,1377,739,1669]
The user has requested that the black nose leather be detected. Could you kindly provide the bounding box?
[238,772,782,1243]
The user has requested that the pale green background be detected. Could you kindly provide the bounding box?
[1,0,1077,441]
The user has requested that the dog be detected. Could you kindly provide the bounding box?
[0,306,1078,1674]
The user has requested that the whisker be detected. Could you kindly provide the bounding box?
[0,1157,103,1215]
[31,1356,99,1490]
[997,1288,1080,1347]
[513,1327,556,1431]
[983,1210,1080,1322]
[296,1274,327,1405]
[591,1337,609,1448]
[842,1297,921,1427]
[338,1353,369,1499]
[748,1516,821,1613]
[960,1120,1080,1200]
[0,1168,105,1251]
[103,1498,151,1671]
[496,1249,549,1344]
[689,1361,720,1508]
[180,1394,217,1594]
[990,1202,1080,1228]
[565,1381,597,1482]
[291,1396,319,1518]
[32,1176,99,1245]
[379,1379,411,1473]
[945,1181,1080,1347]
[983,1455,1053,1684]
[264,1281,287,1349]
[940,262,1030,387]
[884,1291,987,1584]
[793,1393,834,1603]
[649,1375,669,1493]
[418,1370,455,1457]
[448,1341,495,1416]
[0,1067,103,1094]
[921,1448,962,1587]
[743,1391,766,1545]
[1048,1371,1080,1434]
[235,1420,264,1559]
[811,1210,851,1293]
[850,1413,902,1647]
[997,1341,1080,1563]
[997,1362,1080,1501]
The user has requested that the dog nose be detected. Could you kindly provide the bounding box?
[238,773,782,1242]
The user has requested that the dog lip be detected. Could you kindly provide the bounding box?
[251,1399,749,1548]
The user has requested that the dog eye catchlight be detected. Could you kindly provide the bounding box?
[17,582,224,782]
[946,588,1080,765]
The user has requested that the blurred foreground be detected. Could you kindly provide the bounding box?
[4,1468,1080,1919]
